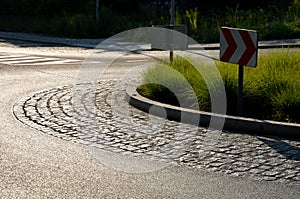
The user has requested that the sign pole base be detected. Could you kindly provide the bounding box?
[238,65,244,116]
[170,50,173,62]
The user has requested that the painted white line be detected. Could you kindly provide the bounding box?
[125,59,148,63]
[0,54,27,59]
[0,53,82,65]
[0,56,40,61]
[3,57,59,65]
[30,59,81,65]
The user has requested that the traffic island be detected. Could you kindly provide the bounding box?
[126,86,300,138]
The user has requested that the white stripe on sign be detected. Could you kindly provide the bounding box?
[247,32,258,67]
[219,31,228,58]
[229,30,246,64]
[220,27,258,67]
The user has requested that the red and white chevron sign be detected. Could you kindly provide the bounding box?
[220,27,258,67]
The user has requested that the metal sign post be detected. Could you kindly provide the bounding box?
[170,0,175,62]
[96,0,100,24]
[238,64,244,115]
[220,27,258,116]
[170,0,175,25]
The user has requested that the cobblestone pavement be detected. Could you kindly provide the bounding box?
[13,80,300,185]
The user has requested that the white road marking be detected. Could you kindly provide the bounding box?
[125,59,148,63]
[0,54,82,65]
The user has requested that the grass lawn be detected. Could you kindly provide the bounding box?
[138,49,300,123]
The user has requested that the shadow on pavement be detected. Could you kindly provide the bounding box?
[0,38,67,48]
[258,137,300,161]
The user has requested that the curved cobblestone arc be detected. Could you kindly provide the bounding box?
[13,80,300,184]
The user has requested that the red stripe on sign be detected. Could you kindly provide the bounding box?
[238,30,256,66]
[221,28,237,62]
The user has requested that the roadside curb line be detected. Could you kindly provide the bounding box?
[199,40,300,50]
[126,86,300,138]
[0,31,103,49]
[1,31,300,50]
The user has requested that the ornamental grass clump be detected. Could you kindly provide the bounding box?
[138,49,300,123]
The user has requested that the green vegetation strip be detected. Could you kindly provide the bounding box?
[0,1,299,42]
[138,49,300,124]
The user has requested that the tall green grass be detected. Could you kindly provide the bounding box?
[138,50,300,123]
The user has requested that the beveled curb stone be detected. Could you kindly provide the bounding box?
[126,86,300,138]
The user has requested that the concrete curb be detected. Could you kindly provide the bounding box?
[0,31,104,49]
[198,39,300,50]
[1,31,300,50]
[126,86,300,138]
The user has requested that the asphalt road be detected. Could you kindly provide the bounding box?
[0,39,299,198]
